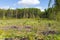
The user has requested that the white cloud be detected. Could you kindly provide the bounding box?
[35,6,44,11]
[18,0,40,5]
[0,6,9,9]
[0,6,16,10]
[10,7,16,9]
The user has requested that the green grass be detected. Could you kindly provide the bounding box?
[0,18,59,26]
[0,18,59,31]
[0,18,60,40]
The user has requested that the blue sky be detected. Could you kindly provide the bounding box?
[0,0,54,11]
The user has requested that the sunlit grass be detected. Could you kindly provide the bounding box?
[0,18,58,26]
[0,18,60,39]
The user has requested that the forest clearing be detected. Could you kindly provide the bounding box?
[0,0,60,40]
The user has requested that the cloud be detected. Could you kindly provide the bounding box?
[18,0,40,5]
[35,6,44,11]
[0,6,16,9]
[0,6,9,9]
[10,7,16,9]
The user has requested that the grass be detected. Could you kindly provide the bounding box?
[0,18,58,26]
[0,18,59,31]
[0,18,60,40]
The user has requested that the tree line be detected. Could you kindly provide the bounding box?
[0,8,42,19]
[43,0,60,21]
[0,7,60,20]
[0,0,60,21]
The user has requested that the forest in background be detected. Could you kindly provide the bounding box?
[0,6,60,21]
[0,0,60,21]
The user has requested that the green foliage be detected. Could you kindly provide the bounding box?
[45,34,60,40]
[0,8,41,19]
[0,19,59,40]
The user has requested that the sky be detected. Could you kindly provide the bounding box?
[0,0,54,11]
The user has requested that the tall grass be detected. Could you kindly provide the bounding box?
[0,19,60,40]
